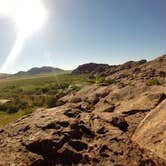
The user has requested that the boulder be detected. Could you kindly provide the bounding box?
[132,100,166,160]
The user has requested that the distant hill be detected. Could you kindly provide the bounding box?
[72,60,148,75]
[0,66,65,79]
[14,66,64,77]
[72,63,110,74]
[0,73,11,79]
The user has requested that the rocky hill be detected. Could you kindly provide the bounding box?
[0,55,166,166]
[0,67,64,80]
[72,63,110,74]
[14,66,64,76]
[0,73,11,79]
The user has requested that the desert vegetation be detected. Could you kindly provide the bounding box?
[0,73,92,126]
[0,72,121,126]
[146,78,161,86]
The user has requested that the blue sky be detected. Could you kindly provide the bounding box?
[0,0,166,73]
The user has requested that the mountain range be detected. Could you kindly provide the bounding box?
[0,66,65,79]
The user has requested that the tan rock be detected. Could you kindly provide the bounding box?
[132,99,166,160]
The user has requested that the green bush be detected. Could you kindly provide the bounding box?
[7,104,19,114]
[96,76,106,84]
[0,104,7,111]
[59,82,70,89]
[19,101,29,110]
[104,79,119,85]
[0,103,19,114]
[69,85,81,91]
[146,78,161,86]
[22,108,33,115]
[96,76,119,86]
[41,87,49,93]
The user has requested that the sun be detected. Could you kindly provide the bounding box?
[0,0,47,38]
[0,0,48,73]
[14,0,47,38]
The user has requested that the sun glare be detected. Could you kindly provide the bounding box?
[0,0,47,73]
[14,0,47,38]
[0,0,47,38]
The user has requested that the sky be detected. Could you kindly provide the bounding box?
[0,0,166,73]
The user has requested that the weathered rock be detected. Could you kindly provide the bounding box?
[132,100,166,161]
[72,63,110,74]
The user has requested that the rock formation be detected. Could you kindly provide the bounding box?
[72,63,110,74]
[0,55,166,166]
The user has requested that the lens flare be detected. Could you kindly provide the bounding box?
[1,36,25,72]
[0,0,47,73]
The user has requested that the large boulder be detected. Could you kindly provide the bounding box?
[132,99,166,160]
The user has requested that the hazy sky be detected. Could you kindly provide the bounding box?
[0,0,166,73]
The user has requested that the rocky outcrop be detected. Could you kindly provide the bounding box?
[0,55,166,165]
[72,63,110,74]
[0,83,166,165]
[132,99,166,161]
[106,54,166,82]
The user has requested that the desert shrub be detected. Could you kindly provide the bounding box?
[59,82,70,89]
[96,75,119,86]
[146,78,161,86]
[96,76,106,84]
[0,103,19,113]
[68,85,81,91]
[87,74,96,83]
[19,101,29,110]
[0,105,7,111]
[41,86,49,93]
[104,78,120,85]
[11,97,30,110]
[22,108,33,115]
[7,104,19,114]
